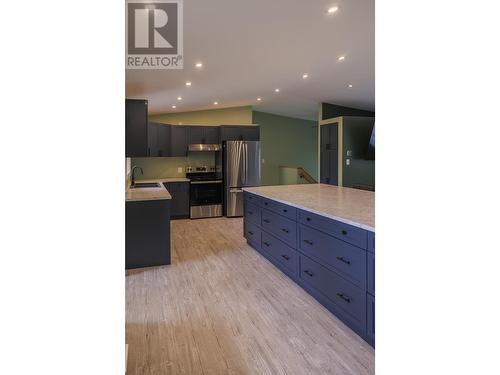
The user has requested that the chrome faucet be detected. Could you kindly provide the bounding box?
[131,166,143,186]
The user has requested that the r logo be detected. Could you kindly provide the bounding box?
[127,1,178,54]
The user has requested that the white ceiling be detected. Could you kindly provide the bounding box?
[125,0,374,120]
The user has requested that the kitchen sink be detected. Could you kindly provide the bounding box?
[130,182,161,189]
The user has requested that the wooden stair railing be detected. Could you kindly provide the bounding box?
[297,167,317,184]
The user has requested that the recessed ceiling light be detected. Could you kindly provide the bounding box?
[274,88,280,93]
[172,105,176,109]
[302,73,309,79]
[185,81,192,86]
[327,6,339,14]
[338,56,345,61]
[348,84,353,88]
[177,96,182,101]
[257,97,262,101]
[213,101,218,105]
[195,62,203,68]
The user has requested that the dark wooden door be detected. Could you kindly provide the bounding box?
[320,124,338,185]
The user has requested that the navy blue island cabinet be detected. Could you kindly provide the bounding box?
[243,191,375,347]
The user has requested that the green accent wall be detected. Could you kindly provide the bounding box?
[252,111,318,186]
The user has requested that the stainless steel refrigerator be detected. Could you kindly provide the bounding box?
[222,141,261,217]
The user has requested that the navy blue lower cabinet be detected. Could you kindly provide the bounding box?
[260,197,297,221]
[366,293,375,347]
[244,192,262,206]
[299,254,366,328]
[244,221,261,250]
[367,231,375,253]
[244,201,261,226]
[242,193,375,347]
[298,224,367,288]
[261,209,297,248]
[367,252,375,295]
[261,231,298,275]
[298,209,368,249]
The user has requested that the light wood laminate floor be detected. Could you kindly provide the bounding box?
[126,217,374,375]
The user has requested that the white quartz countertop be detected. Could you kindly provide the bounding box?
[243,184,374,232]
[125,179,172,202]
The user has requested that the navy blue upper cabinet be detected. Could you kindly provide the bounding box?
[170,126,189,156]
[148,122,171,157]
[220,125,260,141]
[203,126,219,143]
[126,99,148,157]
[188,126,220,144]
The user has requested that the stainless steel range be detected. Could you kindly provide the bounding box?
[186,166,223,219]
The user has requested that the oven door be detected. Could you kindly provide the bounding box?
[190,181,223,206]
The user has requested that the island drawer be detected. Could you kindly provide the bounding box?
[366,293,375,346]
[297,209,367,249]
[298,224,367,288]
[244,201,261,226]
[260,197,297,221]
[367,231,375,253]
[244,221,261,249]
[299,254,366,325]
[367,252,375,295]
[261,209,297,248]
[244,192,262,206]
[261,231,297,274]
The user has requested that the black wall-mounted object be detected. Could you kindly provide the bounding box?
[126,99,149,157]
[322,103,374,120]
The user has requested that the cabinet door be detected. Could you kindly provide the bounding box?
[241,126,260,141]
[170,126,188,156]
[203,126,220,143]
[157,124,170,157]
[126,99,148,157]
[320,124,338,185]
[188,126,204,144]
[366,293,375,346]
[220,126,243,141]
[148,123,159,157]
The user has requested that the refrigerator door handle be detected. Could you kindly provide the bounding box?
[242,143,246,185]
[245,143,248,185]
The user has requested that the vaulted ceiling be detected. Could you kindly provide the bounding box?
[126,0,374,120]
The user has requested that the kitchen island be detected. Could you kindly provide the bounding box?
[126,180,173,269]
[242,184,375,346]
